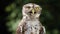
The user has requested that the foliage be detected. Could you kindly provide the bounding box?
[5,0,60,34]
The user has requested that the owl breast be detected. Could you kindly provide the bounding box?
[24,20,41,34]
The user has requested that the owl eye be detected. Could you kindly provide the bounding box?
[29,11,36,14]
[35,7,40,10]
[29,11,32,13]
[25,6,31,9]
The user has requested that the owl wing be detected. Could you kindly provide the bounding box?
[39,26,46,34]
[16,25,22,34]
[16,20,25,34]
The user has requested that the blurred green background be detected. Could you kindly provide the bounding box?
[0,0,60,34]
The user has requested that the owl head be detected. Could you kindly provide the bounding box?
[22,3,42,19]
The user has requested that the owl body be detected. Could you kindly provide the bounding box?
[24,19,40,34]
[16,3,46,34]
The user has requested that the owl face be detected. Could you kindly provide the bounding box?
[22,3,42,18]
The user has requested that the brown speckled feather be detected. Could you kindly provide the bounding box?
[39,26,46,34]
[16,26,22,34]
[16,19,25,34]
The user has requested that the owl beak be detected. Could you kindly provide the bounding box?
[32,9,35,14]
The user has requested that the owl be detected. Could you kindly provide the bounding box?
[16,3,46,34]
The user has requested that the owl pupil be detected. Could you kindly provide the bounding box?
[29,11,36,14]
[29,11,32,13]
[34,12,36,14]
